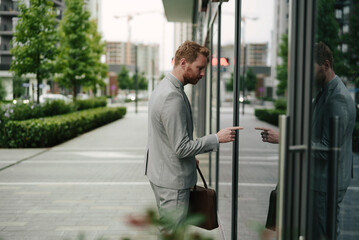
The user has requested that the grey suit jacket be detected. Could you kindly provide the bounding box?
[145,73,218,189]
[311,76,356,191]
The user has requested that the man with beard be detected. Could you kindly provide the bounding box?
[311,42,356,239]
[144,40,242,236]
[256,42,355,239]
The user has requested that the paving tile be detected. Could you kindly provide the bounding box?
[0,103,357,240]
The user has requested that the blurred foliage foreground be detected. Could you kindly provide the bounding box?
[0,98,126,148]
[59,209,274,240]
[121,209,213,240]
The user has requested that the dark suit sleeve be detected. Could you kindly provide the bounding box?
[161,91,218,159]
[312,94,349,161]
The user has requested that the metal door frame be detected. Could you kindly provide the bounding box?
[278,0,316,239]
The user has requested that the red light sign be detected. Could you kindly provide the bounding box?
[212,57,229,66]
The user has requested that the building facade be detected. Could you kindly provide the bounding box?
[245,43,268,66]
[269,0,289,98]
[0,0,65,100]
[105,41,159,77]
[0,0,65,71]
[85,0,102,30]
[270,0,355,99]
[105,41,159,96]
[335,0,352,54]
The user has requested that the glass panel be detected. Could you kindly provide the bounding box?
[309,0,359,239]
[217,2,236,239]
[212,18,218,137]
[206,13,218,190]
[217,0,278,239]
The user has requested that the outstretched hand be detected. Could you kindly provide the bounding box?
[255,127,279,144]
[217,126,243,143]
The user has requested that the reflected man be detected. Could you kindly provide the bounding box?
[311,42,356,239]
[256,42,356,239]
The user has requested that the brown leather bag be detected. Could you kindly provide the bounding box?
[189,166,219,230]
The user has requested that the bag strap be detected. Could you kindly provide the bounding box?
[196,165,208,189]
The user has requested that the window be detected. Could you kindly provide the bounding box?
[336,9,342,19]
[343,6,350,15]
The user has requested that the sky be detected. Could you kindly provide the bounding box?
[100,0,274,71]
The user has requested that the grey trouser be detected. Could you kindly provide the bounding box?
[150,181,190,237]
[313,189,347,240]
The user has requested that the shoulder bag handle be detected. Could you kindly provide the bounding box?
[196,165,208,189]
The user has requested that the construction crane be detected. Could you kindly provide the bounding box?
[114,11,160,65]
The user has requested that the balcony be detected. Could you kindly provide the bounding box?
[0,44,11,55]
[0,24,13,36]
[0,3,19,16]
[51,0,65,8]
[0,64,10,70]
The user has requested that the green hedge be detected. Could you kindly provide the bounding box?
[2,107,126,148]
[274,98,287,111]
[1,97,108,122]
[74,97,107,111]
[254,109,286,126]
[254,108,359,152]
[7,100,74,121]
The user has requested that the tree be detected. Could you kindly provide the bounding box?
[245,67,257,92]
[315,0,346,76]
[345,0,359,89]
[135,72,148,90]
[226,73,234,92]
[226,72,245,92]
[117,66,132,90]
[86,20,108,95]
[276,34,288,96]
[0,79,6,101]
[56,0,92,101]
[12,75,27,99]
[10,0,58,103]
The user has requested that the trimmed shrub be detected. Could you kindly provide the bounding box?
[74,97,107,111]
[1,97,107,122]
[258,97,274,102]
[3,101,74,121]
[254,109,286,126]
[7,103,43,120]
[274,98,287,111]
[0,106,7,146]
[0,100,12,104]
[254,105,359,152]
[42,100,75,116]
[2,107,126,148]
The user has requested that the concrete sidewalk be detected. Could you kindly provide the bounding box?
[0,101,358,240]
[0,102,221,240]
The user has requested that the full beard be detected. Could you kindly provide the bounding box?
[315,75,326,89]
[183,72,199,85]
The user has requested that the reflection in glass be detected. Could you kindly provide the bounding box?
[310,1,358,239]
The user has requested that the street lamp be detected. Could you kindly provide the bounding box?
[241,16,258,115]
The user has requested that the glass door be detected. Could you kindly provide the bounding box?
[278,0,359,239]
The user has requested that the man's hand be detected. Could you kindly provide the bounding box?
[217,126,243,143]
[255,127,279,144]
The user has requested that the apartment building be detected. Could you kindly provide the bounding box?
[0,0,65,100]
